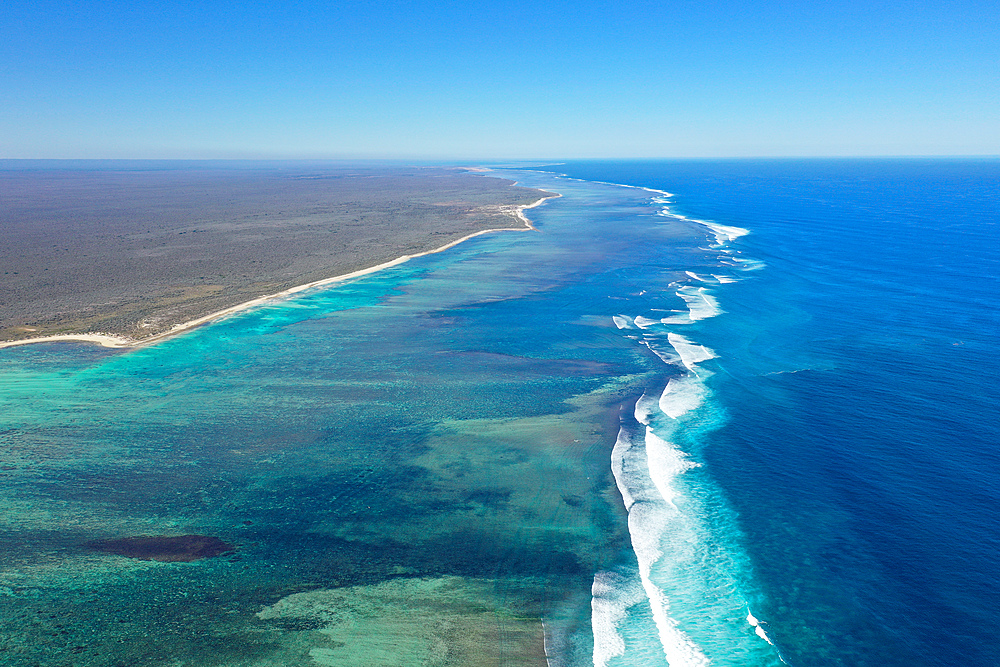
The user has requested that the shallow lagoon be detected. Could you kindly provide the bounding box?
[2,172,744,666]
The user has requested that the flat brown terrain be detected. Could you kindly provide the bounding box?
[0,164,553,342]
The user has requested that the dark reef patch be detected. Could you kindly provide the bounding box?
[86,535,236,562]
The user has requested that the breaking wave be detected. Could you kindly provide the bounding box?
[591,185,782,667]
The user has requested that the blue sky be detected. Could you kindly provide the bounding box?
[2,0,997,158]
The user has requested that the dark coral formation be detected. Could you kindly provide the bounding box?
[86,535,236,562]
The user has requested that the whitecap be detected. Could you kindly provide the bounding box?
[610,427,638,510]
[701,221,750,244]
[747,611,776,646]
[645,427,699,507]
[659,375,709,419]
[591,571,645,667]
[608,418,711,667]
[639,568,711,667]
[612,314,635,330]
[620,496,710,667]
[642,340,682,365]
[676,286,723,321]
[667,333,716,371]
[634,392,660,425]
[731,257,767,271]
[633,315,661,329]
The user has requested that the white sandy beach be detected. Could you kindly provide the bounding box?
[0,195,558,352]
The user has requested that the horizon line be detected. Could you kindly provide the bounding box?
[2,154,999,164]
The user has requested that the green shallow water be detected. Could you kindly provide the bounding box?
[0,175,707,666]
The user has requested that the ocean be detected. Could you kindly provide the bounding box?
[1,159,997,666]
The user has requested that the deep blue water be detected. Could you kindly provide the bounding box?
[0,159,997,666]
[534,159,1000,666]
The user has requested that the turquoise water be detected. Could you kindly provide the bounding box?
[3,161,997,666]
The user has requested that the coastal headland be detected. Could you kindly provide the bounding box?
[0,164,556,347]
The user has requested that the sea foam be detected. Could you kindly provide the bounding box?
[653,202,748,248]
[610,428,639,511]
[676,286,723,321]
[633,315,662,329]
[610,424,710,667]
[659,375,709,419]
[668,333,717,371]
[728,256,767,272]
[645,427,699,507]
[591,572,628,667]
[641,339,681,365]
[592,178,780,666]
[613,314,635,330]
[591,570,646,667]
[634,392,661,425]
[702,221,750,244]
[747,612,775,646]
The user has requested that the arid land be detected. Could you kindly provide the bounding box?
[0,164,554,343]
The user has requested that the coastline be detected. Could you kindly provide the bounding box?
[0,195,558,351]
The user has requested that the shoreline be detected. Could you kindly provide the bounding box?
[0,194,559,352]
